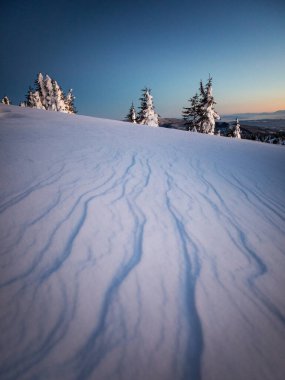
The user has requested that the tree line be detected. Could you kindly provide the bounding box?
[3,74,283,143]
[1,73,76,114]
[0,74,234,136]
[125,76,241,138]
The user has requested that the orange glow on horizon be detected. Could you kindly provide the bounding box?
[219,99,285,115]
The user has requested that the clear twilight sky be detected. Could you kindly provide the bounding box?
[0,0,284,120]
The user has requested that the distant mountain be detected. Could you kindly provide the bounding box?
[160,110,285,129]
[159,117,285,134]
[221,110,285,122]
[159,117,188,131]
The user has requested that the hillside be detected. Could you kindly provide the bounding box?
[0,104,285,380]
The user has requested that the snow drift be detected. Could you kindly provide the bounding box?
[0,104,285,380]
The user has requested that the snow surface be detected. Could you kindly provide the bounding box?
[0,104,285,380]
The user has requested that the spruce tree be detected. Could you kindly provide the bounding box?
[1,96,11,105]
[44,75,56,111]
[52,80,66,112]
[232,118,241,139]
[65,89,77,114]
[196,80,208,132]
[137,88,159,127]
[182,93,200,131]
[34,73,47,109]
[183,77,220,134]
[33,91,44,109]
[199,77,220,134]
[25,86,34,108]
[126,102,137,123]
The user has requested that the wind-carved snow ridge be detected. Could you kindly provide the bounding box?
[196,160,285,327]
[165,171,203,380]
[0,105,285,380]
[72,153,150,379]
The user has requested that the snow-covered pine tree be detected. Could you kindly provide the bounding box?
[1,96,10,105]
[137,88,159,127]
[33,91,44,109]
[198,77,220,134]
[34,73,47,109]
[182,93,200,131]
[25,73,76,113]
[25,86,35,108]
[52,80,66,112]
[65,89,77,114]
[44,75,57,111]
[182,77,219,134]
[126,102,137,123]
[24,86,44,109]
[232,118,241,139]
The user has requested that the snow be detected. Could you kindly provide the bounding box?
[0,104,285,380]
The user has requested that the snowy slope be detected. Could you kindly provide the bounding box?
[0,104,285,380]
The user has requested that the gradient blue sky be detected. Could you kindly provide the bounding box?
[0,0,284,119]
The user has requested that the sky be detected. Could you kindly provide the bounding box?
[0,0,284,120]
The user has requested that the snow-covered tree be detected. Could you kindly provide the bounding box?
[25,85,44,109]
[232,118,241,139]
[126,102,137,123]
[24,73,76,113]
[182,76,220,134]
[33,91,44,109]
[25,86,34,108]
[1,96,11,105]
[34,73,48,109]
[198,77,220,134]
[182,93,200,131]
[52,80,67,112]
[65,89,77,114]
[137,88,159,127]
[44,75,57,111]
